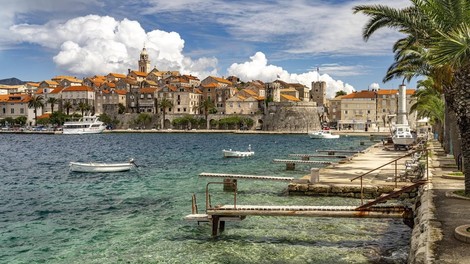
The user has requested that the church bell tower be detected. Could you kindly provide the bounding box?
[138,46,151,73]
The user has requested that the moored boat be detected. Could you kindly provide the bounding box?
[62,116,106,135]
[222,145,254,158]
[308,130,340,139]
[69,159,136,172]
[391,124,415,150]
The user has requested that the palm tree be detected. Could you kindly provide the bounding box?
[63,101,73,116]
[159,98,173,129]
[76,102,91,117]
[28,95,44,125]
[199,98,215,129]
[46,97,59,113]
[354,0,470,194]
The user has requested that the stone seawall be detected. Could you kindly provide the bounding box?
[288,182,419,199]
[407,182,441,263]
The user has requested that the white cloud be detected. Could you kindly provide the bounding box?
[369,83,380,90]
[228,52,355,98]
[9,15,218,77]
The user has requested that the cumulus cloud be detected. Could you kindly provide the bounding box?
[369,83,380,90]
[9,15,218,77]
[228,52,355,98]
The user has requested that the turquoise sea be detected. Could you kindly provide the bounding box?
[0,133,410,264]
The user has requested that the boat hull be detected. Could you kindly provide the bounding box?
[222,150,254,158]
[308,131,339,139]
[69,162,134,172]
[63,128,105,135]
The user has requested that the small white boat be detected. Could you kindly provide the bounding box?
[392,124,415,150]
[62,116,106,135]
[308,130,340,139]
[69,159,136,172]
[222,145,254,158]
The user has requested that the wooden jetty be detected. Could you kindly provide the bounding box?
[272,159,333,170]
[185,180,416,237]
[316,149,364,155]
[199,172,294,182]
[288,153,349,161]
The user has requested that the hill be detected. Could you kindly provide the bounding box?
[0,78,26,85]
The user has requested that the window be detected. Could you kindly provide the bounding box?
[140,94,144,99]
[367,110,371,114]
[183,108,187,112]
[10,108,14,114]
[344,110,348,114]
[147,94,152,99]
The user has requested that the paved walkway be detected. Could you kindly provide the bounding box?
[428,141,470,264]
[307,142,424,187]
[303,140,470,263]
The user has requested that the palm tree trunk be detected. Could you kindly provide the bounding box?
[448,67,470,195]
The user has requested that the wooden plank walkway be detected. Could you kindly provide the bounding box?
[272,159,333,164]
[273,159,333,170]
[185,204,410,236]
[199,172,294,182]
[288,154,348,159]
[316,149,364,154]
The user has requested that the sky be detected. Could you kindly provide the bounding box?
[0,0,417,98]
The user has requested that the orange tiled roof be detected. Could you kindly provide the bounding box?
[115,90,127,95]
[342,90,376,99]
[140,87,157,94]
[377,89,415,95]
[130,71,147,77]
[210,76,232,85]
[50,87,64,94]
[26,82,40,87]
[202,83,218,88]
[280,94,301,102]
[0,94,31,103]
[109,73,127,78]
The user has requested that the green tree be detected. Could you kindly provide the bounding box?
[354,0,470,194]
[76,102,91,117]
[50,111,67,126]
[118,103,126,114]
[15,116,27,126]
[199,99,216,129]
[46,97,59,113]
[335,90,347,97]
[135,112,152,129]
[159,98,173,129]
[28,95,44,126]
[63,101,73,116]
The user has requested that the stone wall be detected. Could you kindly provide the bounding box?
[263,101,321,132]
[288,181,418,199]
[407,183,441,264]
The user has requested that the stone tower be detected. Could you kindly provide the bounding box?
[310,81,327,107]
[138,46,151,73]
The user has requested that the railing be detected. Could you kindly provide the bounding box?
[350,148,429,205]
[205,181,237,212]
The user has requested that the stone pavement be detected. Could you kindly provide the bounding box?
[311,142,425,187]
[428,141,470,264]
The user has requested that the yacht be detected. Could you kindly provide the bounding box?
[62,116,106,135]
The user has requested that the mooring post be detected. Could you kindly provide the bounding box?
[223,178,237,191]
[286,163,295,170]
[212,215,220,237]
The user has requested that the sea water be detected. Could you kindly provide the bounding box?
[0,133,410,263]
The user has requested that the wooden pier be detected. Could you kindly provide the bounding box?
[186,204,411,237]
[288,153,349,161]
[199,172,294,182]
[185,179,416,237]
[316,149,364,155]
[272,159,333,170]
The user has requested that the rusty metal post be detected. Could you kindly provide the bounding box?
[360,177,363,205]
[395,160,398,188]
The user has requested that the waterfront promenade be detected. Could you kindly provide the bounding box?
[298,139,469,263]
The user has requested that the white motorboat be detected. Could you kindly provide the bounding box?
[62,116,106,135]
[222,145,254,158]
[69,159,136,172]
[392,124,415,150]
[308,130,340,139]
